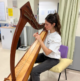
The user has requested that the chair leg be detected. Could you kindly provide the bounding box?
[65,69,67,80]
[58,73,61,81]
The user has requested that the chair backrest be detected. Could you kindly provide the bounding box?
[59,45,68,58]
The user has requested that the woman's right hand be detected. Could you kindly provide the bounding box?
[33,32,38,37]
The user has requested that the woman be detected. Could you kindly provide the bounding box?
[28,13,61,81]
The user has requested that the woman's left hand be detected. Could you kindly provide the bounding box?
[33,33,41,42]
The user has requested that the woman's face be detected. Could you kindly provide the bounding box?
[45,20,55,30]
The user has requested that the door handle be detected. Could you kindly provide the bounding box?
[2,36,4,40]
[10,30,12,33]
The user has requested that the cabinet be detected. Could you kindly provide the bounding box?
[1,27,15,49]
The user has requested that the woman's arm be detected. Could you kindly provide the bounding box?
[33,33,52,55]
[39,39,52,55]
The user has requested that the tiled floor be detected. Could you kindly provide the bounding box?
[0,41,80,81]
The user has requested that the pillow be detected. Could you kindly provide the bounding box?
[50,58,73,73]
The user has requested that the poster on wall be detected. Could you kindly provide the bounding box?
[0,2,6,21]
[48,10,56,14]
[40,9,56,16]
[12,0,17,8]
[8,8,13,16]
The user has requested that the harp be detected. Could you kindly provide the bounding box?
[4,1,47,81]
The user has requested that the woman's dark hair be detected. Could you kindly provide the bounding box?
[45,13,61,35]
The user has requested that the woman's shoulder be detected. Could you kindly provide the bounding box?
[55,32,61,39]
[50,31,61,38]
[49,31,61,42]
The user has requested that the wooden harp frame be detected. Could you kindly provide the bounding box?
[4,1,47,81]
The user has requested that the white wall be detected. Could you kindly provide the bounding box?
[7,0,19,25]
[0,0,39,26]
[1,0,79,36]
[17,0,35,19]
[34,0,39,22]
[39,0,59,23]
[39,0,80,37]
[0,0,19,24]
[17,0,39,26]
[7,0,36,26]
[0,0,8,23]
[38,0,59,33]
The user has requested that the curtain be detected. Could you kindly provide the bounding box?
[58,0,80,59]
